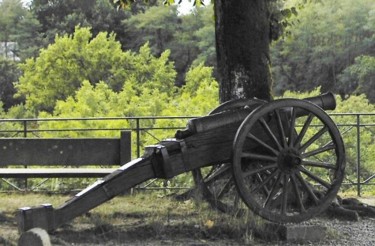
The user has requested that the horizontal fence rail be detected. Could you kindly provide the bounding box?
[0,113,374,195]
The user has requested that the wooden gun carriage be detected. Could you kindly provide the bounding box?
[18,92,345,233]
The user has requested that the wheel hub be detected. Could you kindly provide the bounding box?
[278,148,302,173]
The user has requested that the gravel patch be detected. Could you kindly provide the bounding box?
[321,218,375,246]
[265,217,375,246]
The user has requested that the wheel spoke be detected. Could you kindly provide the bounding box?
[259,117,282,151]
[290,174,306,212]
[243,163,278,177]
[204,164,231,184]
[242,152,277,162]
[322,140,334,148]
[281,174,290,215]
[302,160,336,169]
[248,133,279,156]
[294,113,314,148]
[288,108,297,147]
[264,172,283,208]
[255,173,271,196]
[300,126,328,152]
[216,177,233,199]
[251,169,280,194]
[303,143,335,158]
[298,166,332,189]
[275,109,287,148]
[295,171,319,205]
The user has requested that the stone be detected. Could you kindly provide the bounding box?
[257,222,327,242]
[18,228,51,246]
[278,224,326,241]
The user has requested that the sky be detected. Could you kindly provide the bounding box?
[177,0,211,15]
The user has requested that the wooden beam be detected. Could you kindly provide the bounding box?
[0,131,131,166]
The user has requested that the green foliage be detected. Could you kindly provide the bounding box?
[149,64,219,140]
[173,64,218,115]
[15,27,176,115]
[55,66,211,165]
[114,0,205,9]
[0,0,41,60]
[335,95,375,183]
[0,0,27,42]
[271,0,375,98]
[190,5,215,67]
[0,58,22,110]
[124,4,215,85]
[16,27,123,113]
[12,11,43,60]
[338,55,375,103]
[22,27,186,158]
[40,63,216,127]
[126,44,176,95]
[31,0,133,48]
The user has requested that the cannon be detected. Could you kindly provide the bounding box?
[17,92,345,233]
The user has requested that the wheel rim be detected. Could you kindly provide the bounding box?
[232,99,345,223]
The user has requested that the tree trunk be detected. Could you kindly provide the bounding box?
[214,0,273,103]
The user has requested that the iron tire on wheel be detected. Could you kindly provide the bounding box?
[232,99,345,223]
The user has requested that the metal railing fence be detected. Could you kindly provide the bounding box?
[0,113,374,195]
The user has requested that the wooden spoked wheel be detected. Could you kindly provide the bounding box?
[232,99,345,223]
[192,98,265,214]
[192,163,243,214]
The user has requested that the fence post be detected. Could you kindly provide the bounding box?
[136,118,140,158]
[23,120,28,190]
[356,114,361,197]
[23,120,28,137]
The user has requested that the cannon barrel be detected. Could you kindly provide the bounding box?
[303,92,336,111]
[176,92,336,139]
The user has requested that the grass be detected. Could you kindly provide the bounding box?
[0,193,72,245]
[2,190,373,245]
[339,189,375,201]
[0,191,260,245]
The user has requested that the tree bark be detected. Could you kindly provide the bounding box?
[214,0,273,103]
